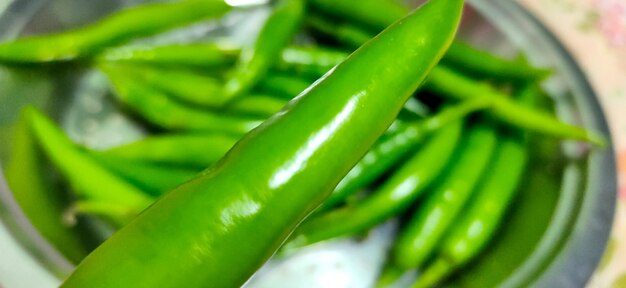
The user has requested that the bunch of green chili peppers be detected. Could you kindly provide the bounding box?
[0,0,604,287]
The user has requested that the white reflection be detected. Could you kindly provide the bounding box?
[269,96,361,189]
[220,195,261,228]
[390,177,419,200]
[225,0,269,7]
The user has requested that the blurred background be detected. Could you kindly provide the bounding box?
[519,1,625,286]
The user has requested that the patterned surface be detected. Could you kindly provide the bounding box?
[519,0,626,287]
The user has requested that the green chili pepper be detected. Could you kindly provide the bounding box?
[101,40,602,144]
[101,133,238,169]
[275,46,348,78]
[227,94,288,117]
[309,0,407,32]
[0,0,234,64]
[384,122,497,282]
[322,98,491,211]
[88,153,200,197]
[99,44,343,79]
[442,41,551,82]
[222,0,305,102]
[256,72,313,100]
[62,1,464,286]
[27,107,153,216]
[103,68,263,136]
[105,64,227,107]
[309,0,549,81]
[411,85,535,288]
[286,119,463,250]
[103,64,289,113]
[425,66,605,145]
[70,201,141,229]
[4,110,90,264]
[98,42,240,69]
[306,14,373,50]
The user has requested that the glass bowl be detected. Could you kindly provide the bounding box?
[0,0,617,287]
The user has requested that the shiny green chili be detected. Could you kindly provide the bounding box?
[321,98,491,211]
[308,0,549,81]
[382,122,497,285]
[411,85,535,288]
[61,1,464,286]
[286,119,463,250]
[101,133,238,169]
[222,0,305,102]
[98,42,240,68]
[103,68,263,136]
[104,64,289,115]
[27,107,153,216]
[426,66,604,145]
[0,0,234,64]
[88,153,200,197]
[5,110,90,264]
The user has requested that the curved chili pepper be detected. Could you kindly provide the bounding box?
[411,85,535,288]
[425,66,605,145]
[227,94,288,117]
[308,0,549,81]
[286,119,463,250]
[442,41,551,82]
[306,14,373,50]
[256,72,313,100]
[104,63,289,115]
[222,0,305,102]
[107,64,227,107]
[61,1,464,287]
[89,153,200,197]
[98,42,240,69]
[103,68,263,136]
[0,0,234,64]
[27,107,153,215]
[101,133,238,169]
[381,122,497,286]
[5,110,90,264]
[322,98,491,211]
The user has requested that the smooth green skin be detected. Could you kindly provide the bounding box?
[228,94,288,117]
[426,66,605,145]
[4,111,90,265]
[275,46,349,78]
[104,64,289,113]
[309,0,407,32]
[104,69,263,136]
[413,131,528,288]
[98,42,240,68]
[222,0,305,102]
[391,122,497,271]
[322,98,492,211]
[26,107,152,214]
[256,72,313,100]
[286,120,463,249]
[107,64,227,107]
[102,133,238,168]
[307,14,373,49]
[89,153,200,197]
[412,84,536,288]
[72,201,143,229]
[309,0,548,81]
[61,0,464,286]
[442,41,551,82]
[100,44,344,79]
[0,0,232,63]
